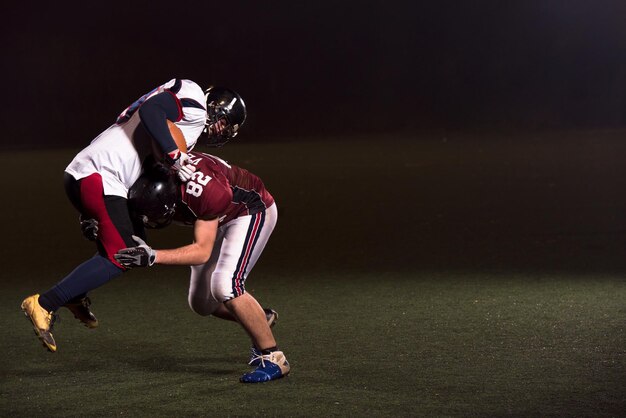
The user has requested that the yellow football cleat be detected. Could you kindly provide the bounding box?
[21,294,58,352]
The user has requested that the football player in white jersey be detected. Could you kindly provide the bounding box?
[20,79,246,353]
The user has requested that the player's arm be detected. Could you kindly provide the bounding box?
[153,218,218,266]
[138,91,186,164]
[114,218,218,268]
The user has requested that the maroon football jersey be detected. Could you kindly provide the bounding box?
[174,152,275,226]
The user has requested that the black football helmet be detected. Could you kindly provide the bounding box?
[128,167,180,229]
[202,86,247,147]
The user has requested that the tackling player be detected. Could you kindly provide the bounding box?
[114,152,290,383]
[20,79,246,353]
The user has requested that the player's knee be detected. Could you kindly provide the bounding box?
[108,256,130,271]
[210,274,242,303]
[97,252,127,273]
[187,296,219,316]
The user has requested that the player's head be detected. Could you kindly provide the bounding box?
[202,86,247,147]
[128,167,180,229]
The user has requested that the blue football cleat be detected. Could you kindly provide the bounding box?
[241,351,290,383]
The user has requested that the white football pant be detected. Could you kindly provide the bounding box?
[188,204,277,316]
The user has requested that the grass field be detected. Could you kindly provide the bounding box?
[1,132,625,417]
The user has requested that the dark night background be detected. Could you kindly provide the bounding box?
[3,1,626,148]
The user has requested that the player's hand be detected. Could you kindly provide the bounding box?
[167,150,196,182]
[80,216,99,241]
[114,235,156,267]
[176,163,196,182]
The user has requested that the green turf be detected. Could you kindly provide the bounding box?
[0,133,624,416]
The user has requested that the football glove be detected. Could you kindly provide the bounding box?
[166,150,195,182]
[176,163,196,182]
[80,216,99,241]
[167,149,186,163]
[114,235,156,267]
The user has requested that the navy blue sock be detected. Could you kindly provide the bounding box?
[39,255,124,312]
[260,346,278,355]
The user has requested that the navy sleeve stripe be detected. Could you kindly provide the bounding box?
[181,98,205,110]
[168,79,182,94]
[167,91,183,121]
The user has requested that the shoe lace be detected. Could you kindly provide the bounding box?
[248,354,270,367]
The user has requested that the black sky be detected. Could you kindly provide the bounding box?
[2,1,626,148]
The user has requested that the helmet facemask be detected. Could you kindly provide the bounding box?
[203,113,239,147]
[202,87,246,147]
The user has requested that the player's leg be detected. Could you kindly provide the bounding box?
[39,174,141,309]
[225,293,276,350]
[211,206,277,349]
[60,173,101,328]
[207,301,279,367]
[210,301,278,327]
[210,205,289,382]
[188,229,278,326]
[21,173,139,351]
[188,228,224,317]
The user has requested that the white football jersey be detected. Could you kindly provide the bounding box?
[65,79,207,197]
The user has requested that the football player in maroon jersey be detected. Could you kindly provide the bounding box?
[115,152,290,383]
